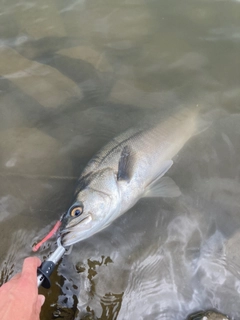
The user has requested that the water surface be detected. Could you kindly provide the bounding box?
[0,0,240,319]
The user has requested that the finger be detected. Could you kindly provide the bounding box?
[21,257,41,287]
[22,257,41,276]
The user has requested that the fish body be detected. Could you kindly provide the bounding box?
[61,107,199,246]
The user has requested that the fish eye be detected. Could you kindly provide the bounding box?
[70,206,83,217]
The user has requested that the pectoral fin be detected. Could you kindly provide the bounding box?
[117,146,134,181]
[143,176,181,198]
[143,160,180,198]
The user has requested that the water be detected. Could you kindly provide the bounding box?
[0,0,240,319]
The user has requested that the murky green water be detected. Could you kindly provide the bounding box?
[0,0,240,319]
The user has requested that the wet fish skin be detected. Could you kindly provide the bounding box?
[60,107,200,246]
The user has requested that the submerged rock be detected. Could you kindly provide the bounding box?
[187,310,230,320]
[0,127,72,176]
[0,46,83,109]
[60,2,152,50]
[50,52,113,103]
[0,91,27,131]
[0,195,24,223]
[16,36,78,60]
[13,0,66,39]
[57,46,113,73]
[108,77,177,109]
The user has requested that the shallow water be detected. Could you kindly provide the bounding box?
[0,0,240,319]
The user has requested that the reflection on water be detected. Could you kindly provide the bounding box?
[0,0,240,319]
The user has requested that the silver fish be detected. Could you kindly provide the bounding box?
[60,107,200,246]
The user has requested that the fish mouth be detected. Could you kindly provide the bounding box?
[61,213,92,231]
[60,213,93,241]
[60,213,95,246]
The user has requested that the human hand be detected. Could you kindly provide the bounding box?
[0,257,45,320]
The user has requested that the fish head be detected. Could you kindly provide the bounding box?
[60,168,121,246]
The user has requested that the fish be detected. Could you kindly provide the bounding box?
[60,106,201,246]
